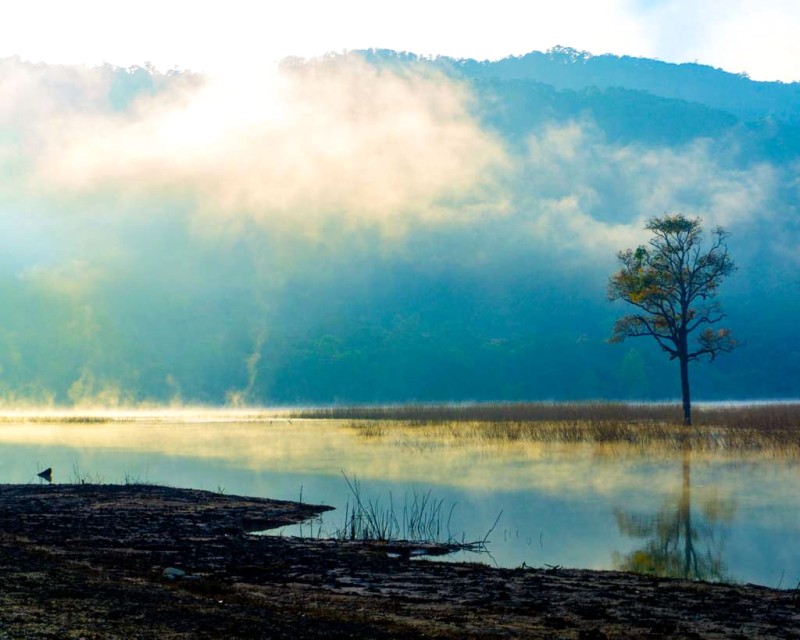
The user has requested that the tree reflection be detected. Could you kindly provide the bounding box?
[613,444,735,581]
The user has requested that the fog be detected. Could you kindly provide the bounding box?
[0,53,797,405]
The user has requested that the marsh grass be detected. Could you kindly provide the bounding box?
[333,473,497,557]
[336,473,454,543]
[294,401,800,426]
[294,402,800,453]
[296,402,679,424]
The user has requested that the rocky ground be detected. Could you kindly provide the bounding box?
[0,483,798,639]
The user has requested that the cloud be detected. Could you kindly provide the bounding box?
[0,59,781,266]
[514,121,777,255]
[19,56,508,237]
[18,259,101,299]
[3,59,778,273]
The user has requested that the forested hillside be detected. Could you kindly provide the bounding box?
[0,49,797,404]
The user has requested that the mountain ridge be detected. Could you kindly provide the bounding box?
[350,46,800,122]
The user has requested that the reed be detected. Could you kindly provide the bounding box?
[294,402,800,453]
[332,473,498,557]
[293,401,800,428]
[335,473,454,543]
[295,401,681,423]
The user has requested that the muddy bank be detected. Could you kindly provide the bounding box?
[0,484,798,639]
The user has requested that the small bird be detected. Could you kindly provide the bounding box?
[37,467,52,483]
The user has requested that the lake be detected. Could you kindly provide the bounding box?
[1,410,797,588]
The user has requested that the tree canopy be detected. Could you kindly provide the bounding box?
[608,215,736,424]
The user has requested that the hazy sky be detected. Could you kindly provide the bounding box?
[2,0,799,82]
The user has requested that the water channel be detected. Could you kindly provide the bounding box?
[0,411,797,588]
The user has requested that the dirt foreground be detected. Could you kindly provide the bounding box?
[0,484,798,639]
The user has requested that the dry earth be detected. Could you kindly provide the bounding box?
[0,484,798,639]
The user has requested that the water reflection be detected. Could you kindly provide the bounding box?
[0,415,796,586]
[613,444,735,580]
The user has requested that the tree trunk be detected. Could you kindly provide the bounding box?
[679,353,692,426]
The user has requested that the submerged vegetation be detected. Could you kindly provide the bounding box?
[294,402,800,453]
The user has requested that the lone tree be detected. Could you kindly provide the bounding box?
[608,214,736,425]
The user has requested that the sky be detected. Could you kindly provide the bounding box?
[2,0,800,82]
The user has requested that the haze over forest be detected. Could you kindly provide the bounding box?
[1,48,798,406]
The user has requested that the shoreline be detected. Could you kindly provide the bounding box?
[1,484,797,638]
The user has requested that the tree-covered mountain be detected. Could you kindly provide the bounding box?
[359,46,800,122]
[0,49,797,405]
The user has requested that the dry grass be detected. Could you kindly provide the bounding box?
[293,402,800,453]
[295,402,680,423]
[293,401,800,427]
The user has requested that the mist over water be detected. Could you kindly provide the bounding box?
[2,414,797,586]
[1,51,798,405]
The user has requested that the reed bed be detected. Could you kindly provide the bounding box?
[293,402,800,453]
[295,402,680,424]
[294,401,800,427]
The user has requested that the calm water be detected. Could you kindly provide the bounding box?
[1,411,798,588]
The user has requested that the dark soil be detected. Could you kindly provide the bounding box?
[1,484,798,639]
